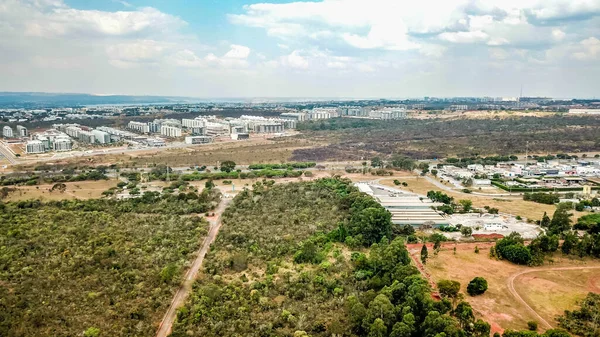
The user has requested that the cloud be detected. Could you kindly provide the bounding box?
[573,37,600,60]
[439,31,489,44]
[224,44,251,59]
[552,28,566,41]
[280,50,309,69]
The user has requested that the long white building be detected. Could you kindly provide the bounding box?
[128,121,150,133]
[569,109,600,115]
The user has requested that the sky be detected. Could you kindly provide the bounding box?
[0,0,599,98]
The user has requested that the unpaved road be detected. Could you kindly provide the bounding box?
[155,197,232,337]
[507,266,600,329]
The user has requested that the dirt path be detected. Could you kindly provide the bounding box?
[507,266,600,329]
[155,197,232,337]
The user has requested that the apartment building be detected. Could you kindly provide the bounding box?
[26,140,46,154]
[2,126,14,138]
[128,121,150,134]
[16,125,28,137]
[160,125,182,138]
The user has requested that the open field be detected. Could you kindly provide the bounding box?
[412,242,600,334]
[515,268,600,326]
[3,179,119,201]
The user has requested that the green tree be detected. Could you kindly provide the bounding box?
[220,160,236,173]
[459,199,473,213]
[364,294,396,330]
[437,280,460,300]
[561,232,578,255]
[368,318,387,337]
[205,179,215,189]
[431,169,438,177]
[467,277,488,296]
[349,207,392,245]
[473,319,491,337]
[540,212,551,228]
[454,301,475,329]
[371,157,384,168]
[549,205,573,235]
[527,321,538,331]
[421,245,428,265]
[460,227,473,237]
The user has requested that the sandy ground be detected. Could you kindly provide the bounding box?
[4,180,119,201]
[408,242,600,333]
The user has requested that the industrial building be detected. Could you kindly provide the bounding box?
[231,133,249,140]
[184,136,213,144]
[356,183,447,226]
[569,109,600,115]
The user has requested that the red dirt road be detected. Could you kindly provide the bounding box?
[155,197,231,337]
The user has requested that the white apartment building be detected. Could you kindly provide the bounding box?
[205,122,230,136]
[182,118,206,128]
[53,137,73,151]
[280,112,308,121]
[128,121,150,134]
[92,130,111,144]
[78,130,96,144]
[3,126,14,138]
[16,125,28,137]
[160,125,182,138]
[26,140,46,154]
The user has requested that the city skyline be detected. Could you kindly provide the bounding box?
[1,0,599,98]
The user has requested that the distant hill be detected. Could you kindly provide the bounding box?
[0,92,201,108]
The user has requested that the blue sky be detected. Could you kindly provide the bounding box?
[0,0,599,98]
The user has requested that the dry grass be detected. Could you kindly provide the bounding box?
[420,242,600,333]
[4,180,119,201]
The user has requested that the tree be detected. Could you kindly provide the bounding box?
[561,232,578,255]
[349,207,392,246]
[431,169,438,177]
[371,157,383,168]
[459,199,473,213]
[421,245,428,265]
[364,294,396,330]
[454,301,475,329]
[205,180,215,189]
[368,318,387,337]
[220,160,236,173]
[437,280,460,300]
[467,277,488,296]
[549,204,573,235]
[460,227,473,237]
[540,212,551,228]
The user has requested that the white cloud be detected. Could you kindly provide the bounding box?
[573,37,600,60]
[438,31,489,44]
[224,44,251,59]
[552,29,566,41]
[280,50,309,69]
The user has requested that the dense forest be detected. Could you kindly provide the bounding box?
[292,116,600,161]
[171,178,570,337]
[0,189,220,337]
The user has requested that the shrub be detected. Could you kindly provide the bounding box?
[527,321,538,331]
[467,277,488,296]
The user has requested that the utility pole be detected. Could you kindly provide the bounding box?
[166,165,170,182]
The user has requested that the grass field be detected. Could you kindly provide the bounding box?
[416,242,600,333]
[515,268,600,326]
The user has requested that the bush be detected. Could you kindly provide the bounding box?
[527,321,538,331]
[467,277,488,296]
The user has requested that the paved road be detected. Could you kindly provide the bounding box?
[155,197,232,337]
[506,266,600,329]
[0,143,18,165]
